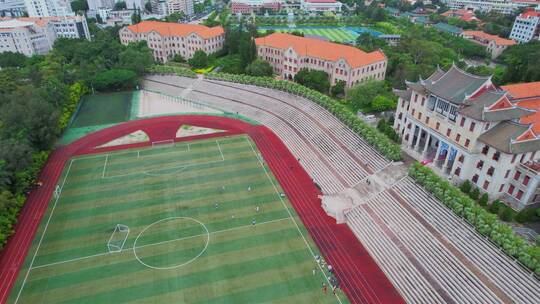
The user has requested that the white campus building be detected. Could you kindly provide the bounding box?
[0,0,26,17]
[393,65,540,210]
[126,0,145,10]
[300,0,342,12]
[510,7,540,43]
[442,0,540,15]
[0,15,90,55]
[167,0,194,16]
[119,21,225,62]
[23,0,73,17]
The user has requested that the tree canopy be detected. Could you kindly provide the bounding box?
[245,59,273,77]
[294,69,330,93]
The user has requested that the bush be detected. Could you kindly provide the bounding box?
[498,206,517,222]
[478,193,489,206]
[371,95,396,112]
[460,180,472,194]
[489,200,503,214]
[205,72,402,160]
[515,208,540,223]
[408,162,540,275]
[188,50,208,69]
[469,188,480,200]
[294,69,330,93]
[245,59,273,77]
[376,119,400,143]
[92,69,138,91]
[147,65,197,78]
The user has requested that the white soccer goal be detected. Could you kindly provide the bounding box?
[151,139,175,148]
[107,224,130,253]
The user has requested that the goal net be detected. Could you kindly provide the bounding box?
[151,139,175,148]
[53,185,61,199]
[107,224,130,253]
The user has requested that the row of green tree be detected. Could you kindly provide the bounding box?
[0,25,153,249]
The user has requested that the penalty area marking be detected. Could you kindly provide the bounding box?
[132,217,210,270]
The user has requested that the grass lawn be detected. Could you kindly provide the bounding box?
[9,135,347,303]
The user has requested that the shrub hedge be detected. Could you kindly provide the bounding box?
[147,65,198,78]
[409,162,540,275]
[205,72,402,161]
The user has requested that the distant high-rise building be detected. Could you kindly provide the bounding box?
[0,0,26,17]
[510,7,540,43]
[126,0,145,10]
[87,0,115,11]
[151,0,168,15]
[167,0,194,16]
[23,0,73,17]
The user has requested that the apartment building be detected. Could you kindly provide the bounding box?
[167,0,194,16]
[300,0,342,12]
[126,0,145,10]
[119,21,224,62]
[231,0,282,14]
[0,18,53,55]
[255,33,387,87]
[462,30,516,58]
[23,0,73,17]
[0,0,26,17]
[150,0,168,15]
[442,0,540,14]
[440,9,480,22]
[510,7,540,43]
[393,65,540,210]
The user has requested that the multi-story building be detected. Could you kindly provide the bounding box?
[510,7,540,43]
[23,0,73,17]
[441,8,480,22]
[0,0,26,17]
[255,32,387,87]
[167,0,194,16]
[126,0,145,10]
[393,65,540,210]
[462,30,516,58]
[151,0,169,15]
[231,0,282,14]
[17,15,90,39]
[119,21,225,62]
[300,0,342,12]
[442,0,540,15]
[87,0,115,11]
[0,18,54,55]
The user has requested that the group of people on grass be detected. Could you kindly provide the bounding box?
[315,255,340,296]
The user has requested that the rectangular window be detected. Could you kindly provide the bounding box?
[512,154,517,163]
[508,184,515,195]
[483,181,489,190]
[505,170,510,178]
[523,176,530,186]
[469,122,476,132]
[418,113,422,120]
[446,128,451,136]
[516,190,523,200]
[472,174,479,183]
[499,184,504,192]
[477,160,484,169]
[481,145,489,155]
[427,96,436,111]
[425,117,429,124]
[412,109,415,116]
[436,122,440,130]
[514,171,521,180]
[465,139,470,147]
[458,155,464,163]
[492,152,500,161]
[454,167,461,176]
[455,134,461,142]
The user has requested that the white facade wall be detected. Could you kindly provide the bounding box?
[119,26,225,62]
[510,13,540,43]
[300,0,342,12]
[126,0,145,10]
[256,45,386,87]
[23,0,73,17]
[167,0,194,16]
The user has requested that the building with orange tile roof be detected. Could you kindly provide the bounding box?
[462,30,516,59]
[231,0,282,14]
[393,66,540,210]
[255,32,387,87]
[510,7,540,43]
[119,21,225,62]
[441,9,480,22]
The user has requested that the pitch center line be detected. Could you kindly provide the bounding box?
[29,217,292,270]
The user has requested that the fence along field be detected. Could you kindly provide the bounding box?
[8,134,347,303]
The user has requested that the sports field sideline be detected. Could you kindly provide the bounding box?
[8,134,348,303]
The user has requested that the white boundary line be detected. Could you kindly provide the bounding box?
[30,217,291,271]
[216,140,225,161]
[14,159,75,304]
[101,154,109,178]
[244,137,343,304]
[133,217,210,270]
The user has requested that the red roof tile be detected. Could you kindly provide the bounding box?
[462,30,516,46]
[255,32,386,68]
[125,21,224,39]
[502,82,540,99]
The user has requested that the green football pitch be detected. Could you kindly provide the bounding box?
[261,29,357,43]
[9,135,348,303]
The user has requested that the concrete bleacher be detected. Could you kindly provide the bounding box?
[142,74,540,303]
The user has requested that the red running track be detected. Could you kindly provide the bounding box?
[0,115,403,304]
